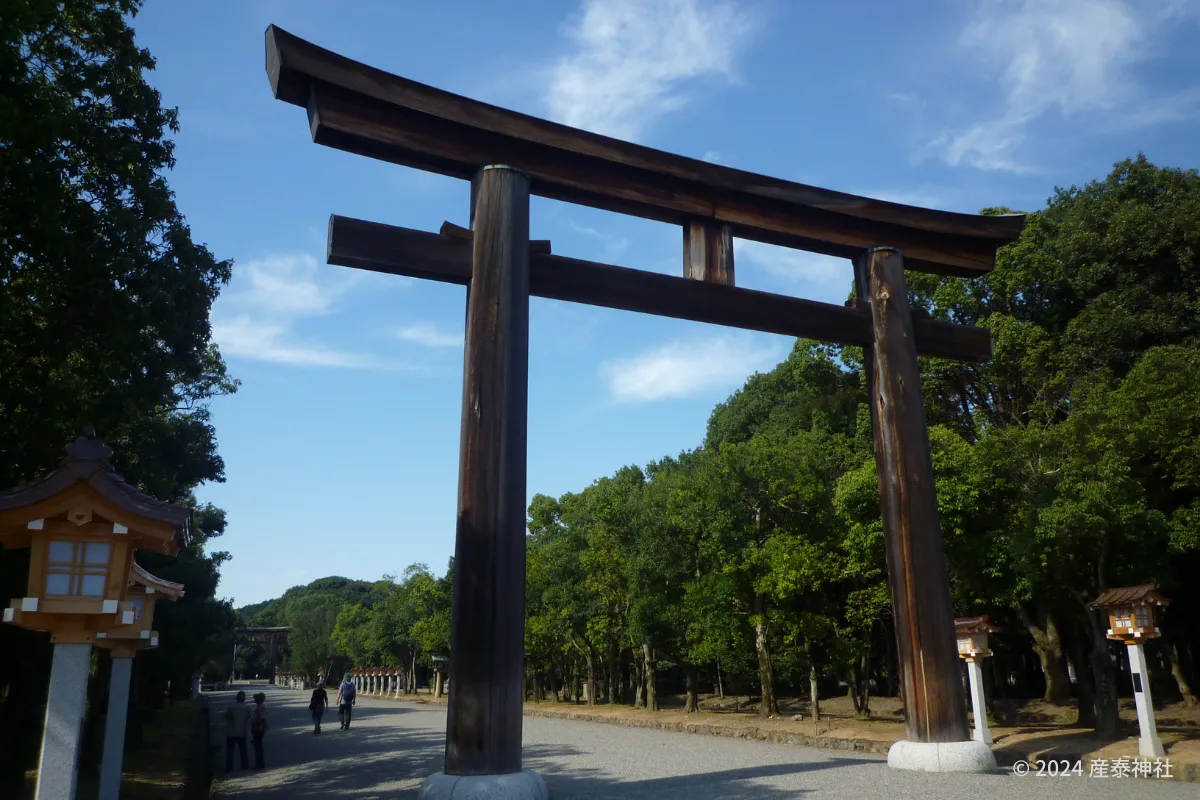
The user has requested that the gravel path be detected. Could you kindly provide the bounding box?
[211,686,1192,799]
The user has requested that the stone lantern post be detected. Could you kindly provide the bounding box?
[1089,585,1170,758]
[954,616,1000,745]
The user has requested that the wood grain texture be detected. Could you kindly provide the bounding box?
[444,167,530,776]
[267,25,1024,276]
[855,248,970,744]
[327,216,993,362]
[684,221,735,286]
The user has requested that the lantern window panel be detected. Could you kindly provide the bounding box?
[1134,607,1150,628]
[44,540,112,597]
[1113,609,1131,628]
[130,598,144,621]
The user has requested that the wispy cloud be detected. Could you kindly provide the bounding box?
[213,253,381,369]
[929,0,1199,172]
[600,334,781,402]
[213,315,381,369]
[397,322,463,349]
[567,220,631,257]
[545,0,758,140]
[734,240,851,291]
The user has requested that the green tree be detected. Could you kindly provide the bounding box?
[0,2,237,787]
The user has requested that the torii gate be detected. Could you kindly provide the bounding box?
[263,25,1023,793]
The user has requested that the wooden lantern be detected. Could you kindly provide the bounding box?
[0,428,191,644]
[1088,585,1169,642]
[954,616,999,661]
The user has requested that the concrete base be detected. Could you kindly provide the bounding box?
[887,740,997,774]
[419,770,549,800]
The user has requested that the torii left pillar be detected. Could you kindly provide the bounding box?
[36,642,92,800]
[420,166,548,799]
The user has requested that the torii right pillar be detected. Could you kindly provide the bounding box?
[856,248,996,773]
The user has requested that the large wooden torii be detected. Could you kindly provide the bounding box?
[264,24,1024,786]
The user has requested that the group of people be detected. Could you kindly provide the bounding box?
[222,673,360,774]
[224,691,269,772]
[307,672,358,733]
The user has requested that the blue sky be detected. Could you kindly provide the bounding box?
[131,0,1200,606]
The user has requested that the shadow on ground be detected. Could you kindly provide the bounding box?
[209,688,867,799]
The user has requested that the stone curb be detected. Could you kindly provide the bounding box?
[382,694,1199,783]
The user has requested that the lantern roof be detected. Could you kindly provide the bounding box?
[1089,584,1170,609]
[954,615,1000,635]
[130,561,186,600]
[0,426,191,550]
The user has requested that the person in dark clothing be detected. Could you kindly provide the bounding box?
[250,692,269,769]
[309,681,329,733]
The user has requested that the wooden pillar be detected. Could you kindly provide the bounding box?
[445,165,531,776]
[683,220,735,286]
[854,247,969,743]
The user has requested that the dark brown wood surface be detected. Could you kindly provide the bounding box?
[855,248,970,744]
[684,221,735,286]
[267,26,1024,276]
[328,215,993,362]
[444,167,530,775]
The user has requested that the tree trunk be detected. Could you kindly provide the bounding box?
[1084,607,1119,739]
[642,642,658,711]
[1020,605,1071,705]
[585,646,597,707]
[684,663,699,713]
[632,650,644,708]
[809,662,821,722]
[715,660,724,698]
[752,595,778,718]
[607,643,618,705]
[1166,641,1197,707]
[434,670,444,698]
[1070,625,1097,726]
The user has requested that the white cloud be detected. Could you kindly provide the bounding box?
[931,0,1198,171]
[567,220,630,256]
[600,335,782,402]
[702,150,722,163]
[397,322,463,348]
[214,315,380,369]
[545,0,757,140]
[212,253,380,369]
[734,239,850,290]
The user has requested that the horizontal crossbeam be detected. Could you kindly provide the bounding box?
[266,26,1024,277]
[327,216,992,362]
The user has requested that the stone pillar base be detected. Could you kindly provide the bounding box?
[419,770,549,799]
[887,740,996,773]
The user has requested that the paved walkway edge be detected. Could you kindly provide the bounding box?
[346,693,1200,783]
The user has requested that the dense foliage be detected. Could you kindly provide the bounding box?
[515,156,1200,730]
[0,1,236,788]
[266,157,1199,735]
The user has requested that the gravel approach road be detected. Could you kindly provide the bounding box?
[211,686,1193,799]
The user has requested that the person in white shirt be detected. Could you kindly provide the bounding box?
[224,691,251,771]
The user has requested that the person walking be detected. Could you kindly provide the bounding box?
[309,680,329,733]
[250,692,269,769]
[336,672,356,730]
[224,691,251,772]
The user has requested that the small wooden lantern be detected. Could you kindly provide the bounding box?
[954,616,999,661]
[1088,585,1169,642]
[0,428,191,644]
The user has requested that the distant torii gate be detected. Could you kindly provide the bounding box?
[234,626,290,677]
[263,25,1024,792]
